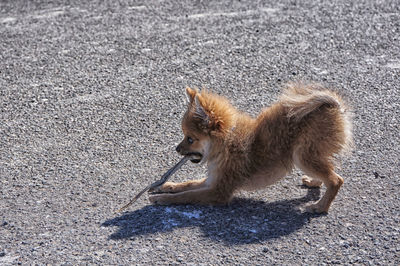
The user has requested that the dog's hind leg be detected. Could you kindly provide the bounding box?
[294,151,343,213]
[305,171,343,213]
[302,175,323,188]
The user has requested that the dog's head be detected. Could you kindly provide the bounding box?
[175,88,235,163]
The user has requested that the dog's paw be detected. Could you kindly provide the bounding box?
[148,194,169,205]
[148,182,176,194]
[304,202,328,214]
[148,194,160,204]
[302,175,323,188]
[148,186,163,194]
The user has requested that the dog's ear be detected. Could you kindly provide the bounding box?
[186,87,197,103]
[193,95,210,127]
[193,94,224,133]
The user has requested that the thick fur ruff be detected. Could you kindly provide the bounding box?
[149,83,353,213]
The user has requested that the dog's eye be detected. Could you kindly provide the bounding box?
[187,137,194,144]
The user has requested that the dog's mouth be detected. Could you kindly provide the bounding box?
[187,152,203,164]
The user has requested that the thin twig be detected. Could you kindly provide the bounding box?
[116,156,190,213]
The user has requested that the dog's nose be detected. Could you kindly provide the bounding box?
[176,145,181,153]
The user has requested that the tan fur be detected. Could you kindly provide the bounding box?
[149,83,353,213]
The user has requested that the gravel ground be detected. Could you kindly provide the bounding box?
[1,0,399,265]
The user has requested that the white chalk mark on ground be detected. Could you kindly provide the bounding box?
[0,255,19,264]
[0,17,17,23]
[164,207,203,219]
[386,61,400,69]
[188,8,278,19]
[61,93,112,105]
[128,6,146,10]
[180,210,202,219]
[33,10,65,19]
[162,219,180,228]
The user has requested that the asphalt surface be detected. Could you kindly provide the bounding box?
[1,0,399,265]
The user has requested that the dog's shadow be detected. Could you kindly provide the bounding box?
[102,188,322,244]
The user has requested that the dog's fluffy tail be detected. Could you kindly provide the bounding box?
[281,82,353,152]
[281,82,345,120]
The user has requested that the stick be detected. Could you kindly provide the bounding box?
[117,156,190,213]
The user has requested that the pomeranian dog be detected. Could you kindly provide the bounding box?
[149,83,353,213]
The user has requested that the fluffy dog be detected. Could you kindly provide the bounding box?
[149,83,353,213]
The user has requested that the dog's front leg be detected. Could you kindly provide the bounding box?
[149,187,231,205]
[149,178,207,194]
